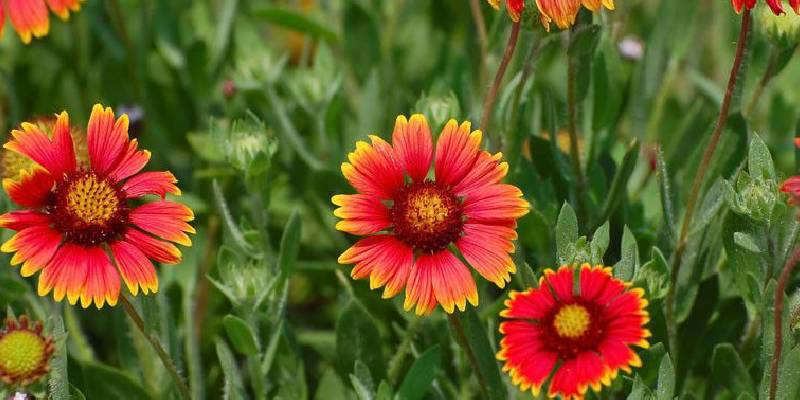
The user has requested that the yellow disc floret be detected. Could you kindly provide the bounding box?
[553,304,591,339]
[406,189,452,233]
[65,173,120,225]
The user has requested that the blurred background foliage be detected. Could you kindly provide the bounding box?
[1,0,800,399]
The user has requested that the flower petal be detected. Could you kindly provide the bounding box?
[456,223,516,288]
[122,171,180,199]
[392,114,433,183]
[332,194,391,235]
[110,240,158,296]
[341,135,404,199]
[46,0,83,20]
[87,104,130,175]
[1,224,62,277]
[543,267,574,302]
[451,151,508,197]
[497,321,557,394]
[38,243,85,305]
[462,184,530,224]
[338,235,413,299]
[433,119,482,188]
[536,0,582,30]
[3,112,75,177]
[2,167,55,208]
[129,201,195,246]
[499,287,556,320]
[7,0,50,44]
[80,246,121,309]
[405,250,478,315]
[123,228,183,264]
[0,210,52,231]
[108,139,151,182]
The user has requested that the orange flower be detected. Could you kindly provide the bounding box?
[0,315,55,387]
[487,0,615,30]
[732,0,799,14]
[0,0,84,44]
[0,104,194,308]
[334,115,529,315]
[498,265,650,399]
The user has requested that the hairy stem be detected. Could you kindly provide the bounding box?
[666,8,751,358]
[769,245,800,400]
[447,313,489,399]
[480,21,521,152]
[121,295,191,400]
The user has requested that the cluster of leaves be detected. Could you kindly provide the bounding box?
[0,1,800,399]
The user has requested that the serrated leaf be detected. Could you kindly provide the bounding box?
[397,345,441,400]
[223,315,260,354]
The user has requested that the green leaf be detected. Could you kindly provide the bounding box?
[626,374,653,400]
[748,134,776,181]
[314,368,349,400]
[656,354,675,400]
[278,210,302,278]
[336,302,385,381]
[656,147,677,241]
[711,343,756,397]
[734,231,762,253]
[223,315,260,354]
[556,202,579,265]
[80,363,150,400]
[614,226,639,281]
[375,381,393,400]
[597,139,640,225]
[636,247,670,300]
[251,6,339,42]
[350,360,375,400]
[452,309,506,400]
[215,339,248,400]
[48,316,69,400]
[590,221,610,265]
[776,346,800,400]
[397,345,441,400]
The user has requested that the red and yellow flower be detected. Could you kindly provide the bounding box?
[334,115,529,315]
[733,0,800,15]
[0,104,194,309]
[0,315,54,387]
[0,0,84,44]
[781,176,800,205]
[487,0,615,30]
[498,265,650,399]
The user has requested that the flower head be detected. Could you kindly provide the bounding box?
[498,265,650,399]
[0,315,54,387]
[334,115,529,315]
[733,0,800,15]
[0,104,194,309]
[487,0,615,30]
[0,116,87,181]
[0,0,84,44]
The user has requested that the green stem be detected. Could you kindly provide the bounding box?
[744,45,779,118]
[447,313,489,399]
[387,317,423,385]
[666,8,752,360]
[770,244,800,400]
[120,295,191,400]
[480,21,521,152]
[567,27,587,224]
[469,0,490,88]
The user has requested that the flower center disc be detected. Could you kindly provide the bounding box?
[0,331,46,378]
[53,171,127,245]
[391,181,463,253]
[553,304,591,339]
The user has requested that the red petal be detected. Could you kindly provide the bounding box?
[122,171,181,199]
[123,228,183,264]
[462,184,529,224]
[579,265,613,301]
[110,240,158,296]
[338,235,413,299]
[46,0,82,19]
[451,150,508,197]
[456,223,516,287]
[129,201,195,246]
[405,250,478,315]
[500,287,556,320]
[544,267,574,302]
[498,321,556,393]
[38,243,86,305]
[1,224,62,277]
[341,135,404,199]
[791,0,799,14]
[108,139,151,182]
[2,167,55,208]
[392,115,433,183]
[80,246,121,308]
[434,119,482,188]
[332,194,391,235]
[7,0,50,44]
[766,0,785,14]
[3,112,75,176]
[87,104,130,175]
[0,210,51,231]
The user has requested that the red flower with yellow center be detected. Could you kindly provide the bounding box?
[0,0,84,44]
[334,115,530,315]
[498,265,650,400]
[0,104,194,309]
[0,315,54,387]
[733,0,800,15]
[487,0,615,30]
